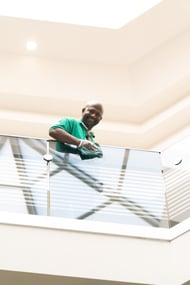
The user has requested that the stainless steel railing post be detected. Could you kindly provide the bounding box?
[43,141,53,216]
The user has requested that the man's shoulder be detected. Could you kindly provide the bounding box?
[59,117,79,124]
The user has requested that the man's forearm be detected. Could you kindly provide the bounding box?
[49,128,81,146]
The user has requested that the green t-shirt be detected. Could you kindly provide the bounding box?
[50,118,95,153]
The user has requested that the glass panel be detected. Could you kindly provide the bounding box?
[49,143,125,218]
[161,137,190,226]
[49,141,168,227]
[122,149,167,227]
[0,135,48,215]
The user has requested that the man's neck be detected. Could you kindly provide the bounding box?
[81,121,89,131]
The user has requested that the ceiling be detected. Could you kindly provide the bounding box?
[0,0,190,65]
[0,0,190,150]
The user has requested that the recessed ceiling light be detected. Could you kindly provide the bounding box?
[0,0,162,29]
[26,40,37,51]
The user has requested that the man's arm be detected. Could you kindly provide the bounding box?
[49,128,98,150]
[49,128,81,147]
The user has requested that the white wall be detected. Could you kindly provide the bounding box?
[0,213,189,285]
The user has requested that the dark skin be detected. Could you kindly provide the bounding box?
[49,102,103,150]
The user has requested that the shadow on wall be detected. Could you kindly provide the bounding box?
[0,270,152,285]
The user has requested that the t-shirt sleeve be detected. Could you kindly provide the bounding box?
[49,118,73,133]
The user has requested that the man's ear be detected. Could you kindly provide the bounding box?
[82,107,86,113]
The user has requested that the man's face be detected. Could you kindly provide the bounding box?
[82,104,103,130]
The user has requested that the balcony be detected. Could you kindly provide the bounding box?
[0,134,190,285]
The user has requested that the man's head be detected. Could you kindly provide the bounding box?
[81,100,103,130]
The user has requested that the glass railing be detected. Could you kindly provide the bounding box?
[0,134,189,228]
[0,135,47,215]
[162,166,190,227]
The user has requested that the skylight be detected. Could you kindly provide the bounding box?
[0,0,162,29]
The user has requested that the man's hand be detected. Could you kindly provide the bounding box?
[78,140,98,151]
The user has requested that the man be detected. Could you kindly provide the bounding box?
[49,101,103,157]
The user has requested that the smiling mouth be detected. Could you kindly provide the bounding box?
[87,117,95,123]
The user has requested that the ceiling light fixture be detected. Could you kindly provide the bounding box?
[26,40,37,51]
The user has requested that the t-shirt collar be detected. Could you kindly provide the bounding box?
[80,120,88,130]
[79,120,95,138]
